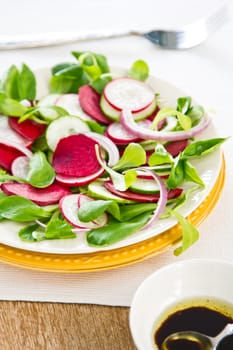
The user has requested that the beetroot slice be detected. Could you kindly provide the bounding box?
[1,182,71,206]
[0,143,24,171]
[8,117,46,142]
[165,139,189,157]
[79,85,111,125]
[104,181,182,203]
[52,134,102,177]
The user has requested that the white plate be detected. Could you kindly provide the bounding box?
[0,67,222,254]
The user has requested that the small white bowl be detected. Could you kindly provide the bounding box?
[130,259,233,350]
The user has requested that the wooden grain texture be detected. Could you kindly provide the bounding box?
[0,302,137,350]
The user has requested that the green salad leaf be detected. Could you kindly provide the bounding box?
[113,143,146,171]
[0,196,51,222]
[27,151,55,188]
[172,210,199,256]
[128,60,149,81]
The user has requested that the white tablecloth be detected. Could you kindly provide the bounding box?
[0,0,232,306]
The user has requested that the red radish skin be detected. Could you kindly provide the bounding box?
[8,117,46,142]
[56,168,104,186]
[0,143,25,171]
[104,181,182,203]
[1,182,71,206]
[79,85,111,124]
[52,134,102,178]
[165,139,189,157]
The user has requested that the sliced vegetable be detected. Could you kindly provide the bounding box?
[55,93,92,121]
[120,109,210,141]
[52,134,102,177]
[85,131,119,166]
[103,78,155,112]
[11,156,29,178]
[79,85,111,124]
[1,182,70,206]
[0,116,32,147]
[100,95,156,121]
[104,180,182,203]
[0,144,26,171]
[59,194,108,229]
[8,117,46,142]
[106,119,151,145]
[56,167,104,186]
[165,139,189,157]
[46,115,90,151]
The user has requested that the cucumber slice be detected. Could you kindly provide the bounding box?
[130,178,160,194]
[46,115,90,151]
[104,78,155,112]
[88,181,134,203]
[101,95,157,122]
[100,95,119,121]
[38,94,61,106]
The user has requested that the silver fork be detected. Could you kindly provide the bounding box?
[0,5,228,50]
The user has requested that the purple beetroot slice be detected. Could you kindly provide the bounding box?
[8,117,46,142]
[165,139,189,157]
[104,181,182,203]
[79,85,111,125]
[52,134,102,178]
[0,143,25,171]
[1,182,71,206]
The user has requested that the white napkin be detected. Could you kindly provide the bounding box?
[0,0,232,306]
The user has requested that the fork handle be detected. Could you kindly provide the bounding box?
[0,29,141,50]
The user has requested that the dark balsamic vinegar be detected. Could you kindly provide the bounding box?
[154,303,233,350]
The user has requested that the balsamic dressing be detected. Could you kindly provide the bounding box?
[154,301,233,350]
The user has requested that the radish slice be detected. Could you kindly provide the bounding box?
[59,194,108,229]
[46,115,90,151]
[55,94,92,121]
[11,156,29,179]
[38,94,61,107]
[104,78,155,112]
[8,117,46,142]
[79,85,111,124]
[135,168,167,230]
[106,120,151,145]
[120,109,210,142]
[56,167,104,186]
[104,180,182,203]
[1,182,71,206]
[52,134,102,177]
[85,131,119,166]
[0,116,32,147]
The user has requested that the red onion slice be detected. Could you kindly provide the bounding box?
[120,109,210,142]
[137,167,168,230]
[85,131,120,166]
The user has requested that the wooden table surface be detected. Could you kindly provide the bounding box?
[0,302,137,350]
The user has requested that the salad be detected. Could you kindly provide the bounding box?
[0,51,226,255]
